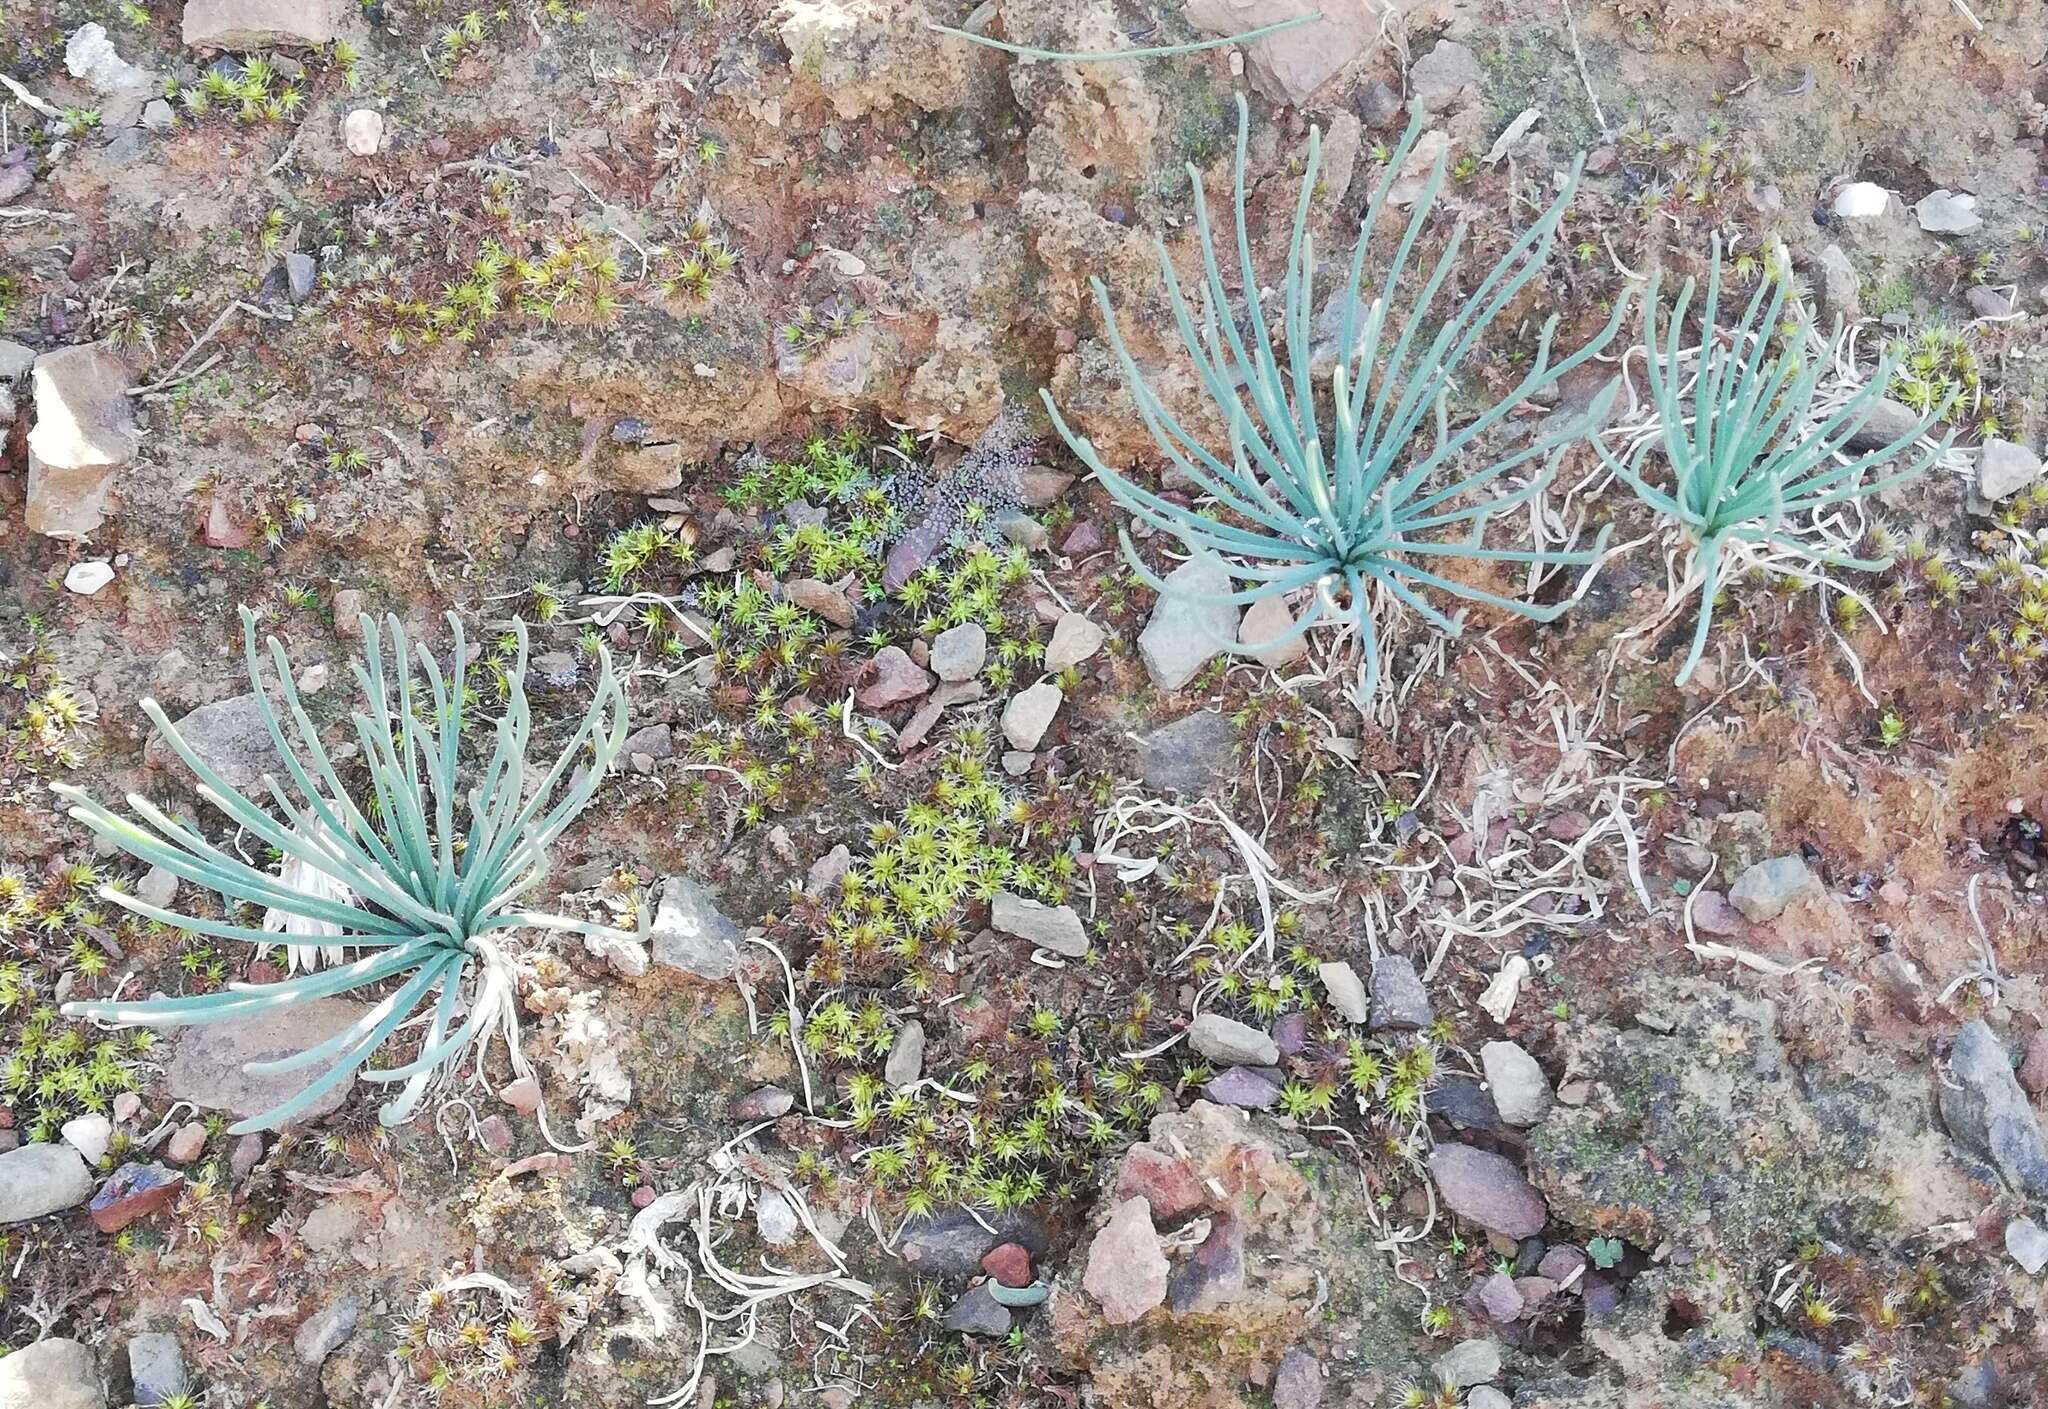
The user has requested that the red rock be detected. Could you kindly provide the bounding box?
[632,1184,656,1208]
[1689,889,1744,936]
[1115,1145,1204,1223]
[164,1121,206,1164]
[477,1115,513,1154]
[89,1162,183,1233]
[1060,521,1105,556]
[856,646,932,709]
[1083,1197,1168,1324]
[502,1152,572,1178]
[204,494,252,548]
[2019,1029,2048,1097]
[981,1242,1032,1288]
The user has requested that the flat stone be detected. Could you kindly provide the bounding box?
[1369,955,1433,1030]
[1967,285,2016,319]
[1135,710,1234,795]
[1239,593,1308,667]
[1115,1145,1203,1223]
[0,340,35,380]
[857,646,932,708]
[884,1020,924,1087]
[1814,243,1858,325]
[1480,1040,1554,1126]
[1915,189,1982,234]
[1842,397,1927,453]
[126,1333,186,1408]
[293,1294,360,1366]
[166,998,372,1124]
[929,623,986,681]
[898,1207,1049,1279]
[230,1134,264,1176]
[2018,1030,2048,1096]
[1188,1012,1278,1066]
[1978,439,2044,503]
[0,1143,93,1222]
[1728,854,1820,922]
[786,577,855,627]
[990,891,1088,957]
[1185,0,1373,104]
[1433,1337,1502,1389]
[1317,961,1368,1022]
[1000,681,1062,750]
[88,1162,181,1232]
[1469,1388,1512,1409]
[1430,1074,1506,1133]
[64,561,115,595]
[283,251,316,303]
[135,864,178,908]
[1044,612,1106,672]
[1204,1066,1282,1108]
[27,342,136,539]
[65,23,156,129]
[1538,1244,1587,1286]
[806,845,852,896]
[2007,1216,2048,1275]
[943,1281,1011,1336]
[649,875,742,979]
[1941,1020,2048,1198]
[183,0,334,46]
[1477,1270,1523,1322]
[732,1085,794,1120]
[1084,1196,1169,1325]
[140,97,174,130]
[1428,1143,1547,1240]
[1138,551,1241,692]
[144,689,315,791]
[0,1339,104,1409]
[997,511,1048,550]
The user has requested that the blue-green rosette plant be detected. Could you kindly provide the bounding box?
[1040,93,1631,701]
[1594,241,1954,684]
[56,606,631,1133]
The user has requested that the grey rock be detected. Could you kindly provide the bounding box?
[929,623,986,682]
[0,340,35,380]
[732,1086,794,1120]
[1166,1209,1245,1313]
[1410,40,1480,112]
[1356,78,1400,126]
[650,875,741,979]
[754,1187,800,1245]
[1477,1270,1523,1322]
[1727,854,1819,922]
[145,690,308,791]
[1001,749,1034,776]
[885,1020,925,1088]
[1433,1337,1502,1389]
[1480,1041,1554,1126]
[1940,1020,2048,1197]
[1468,1389,1512,1409]
[1814,243,1858,325]
[27,341,137,539]
[126,1332,186,1408]
[61,1113,112,1164]
[622,723,673,768]
[945,1281,1012,1336]
[1187,0,1372,104]
[293,1294,361,1366]
[1043,612,1105,672]
[1138,551,1241,692]
[1977,438,2043,503]
[806,844,852,896]
[1430,1074,1506,1133]
[283,251,315,303]
[167,999,370,1124]
[0,1339,103,1409]
[140,98,175,131]
[134,864,178,908]
[1369,955,1433,1030]
[1842,397,1927,453]
[990,891,1088,957]
[996,511,1049,551]
[229,1133,264,1176]
[999,681,1062,750]
[1135,710,1233,795]
[1203,1066,1282,1109]
[1428,1143,1547,1239]
[2005,1215,2048,1275]
[1272,1349,1323,1409]
[1966,285,2016,319]
[0,1141,95,1222]
[1316,961,1368,1022]
[1188,1012,1278,1066]
[898,1207,1049,1278]
[583,928,649,978]
[1914,189,1982,234]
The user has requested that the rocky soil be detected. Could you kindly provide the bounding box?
[4,0,2048,1406]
